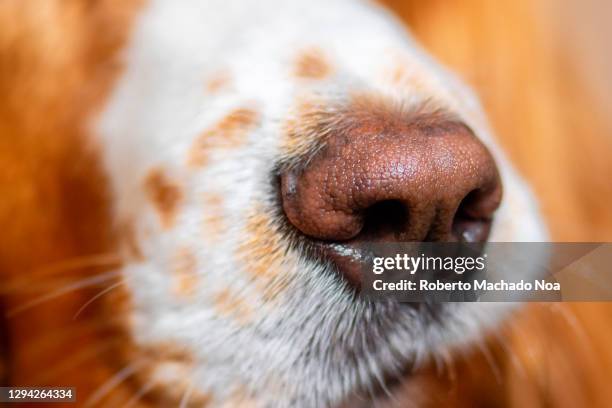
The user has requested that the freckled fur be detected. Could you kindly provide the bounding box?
[294,47,333,80]
[188,107,260,168]
[213,288,254,324]
[206,71,232,94]
[202,192,228,240]
[15,0,612,407]
[144,168,183,229]
[95,1,548,406]
[171,247,199,298]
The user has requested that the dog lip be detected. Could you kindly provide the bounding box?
[313,241,374,289]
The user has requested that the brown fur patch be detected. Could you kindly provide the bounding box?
[144,168,183,229]
[119,220,144,261]
[280,97,329,160]
[205,71,232,94]
[171,247,198,298]
[213,289,254,324]
[294,48,333,80]
[240,212,283,281]
[202,192,226,240]
[188,107,260,168]
[388,62,431,96]
[238,210,292,301]
[142,341,195,365]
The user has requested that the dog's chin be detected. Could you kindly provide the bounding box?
[278,203,526,406]
[337,366,417,408]
[323,301,481,408]
[324,300,510,408]
[300,263,465,408]
[313,248,515,408]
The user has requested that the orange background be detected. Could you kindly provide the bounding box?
[381,1,612,406]
[383,0,612,242]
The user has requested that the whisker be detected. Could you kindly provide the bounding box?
[362,370,380,408]
[73,280,126,319]
[33,339,121,384]
[84,358,146,408]
[35,253,122,275]
[439,348,457,387]
[123,377,157,408]
[22,316,123,359]
[178,383,194,408]
[475,341,502,385]
[371,363,395,404]
[547,303,592,351]
[0,253,123,293]
[491,328,528,379]
[7,269,122,317]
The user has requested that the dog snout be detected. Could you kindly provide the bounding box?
[280,108,502,245]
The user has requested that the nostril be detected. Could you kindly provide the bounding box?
[452,217,491,243]
[277,105,505,287]
[278,106,503,248]
[456,189,485,220]
[360,200,409,240]
[452,185,502,242]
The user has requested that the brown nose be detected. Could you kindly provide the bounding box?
[280,113,502,244]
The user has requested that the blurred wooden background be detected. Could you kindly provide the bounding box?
[382,0,612,242]
[0,1,610,405]
[380,1,612,407]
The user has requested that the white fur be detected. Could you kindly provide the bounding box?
[95,0,548,406]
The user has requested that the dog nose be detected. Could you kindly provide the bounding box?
[280,113,502,243]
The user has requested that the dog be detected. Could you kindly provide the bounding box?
[3,0,609,407]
